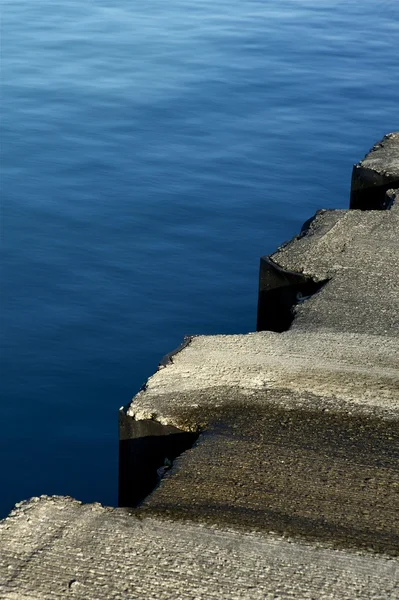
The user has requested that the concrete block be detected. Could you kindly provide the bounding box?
[1,496,398,599]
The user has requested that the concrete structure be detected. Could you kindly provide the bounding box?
[1,134,398,599]
[1,496,398,600]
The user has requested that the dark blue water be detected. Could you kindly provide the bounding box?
[1,0,398,517]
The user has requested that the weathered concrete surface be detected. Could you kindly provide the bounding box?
[350,131,399,209]
[270,196,399,334]
[1,496,398,600]
[129,331,398,429]
[127,331,399,554]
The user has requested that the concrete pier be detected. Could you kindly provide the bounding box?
[1,134,398,599]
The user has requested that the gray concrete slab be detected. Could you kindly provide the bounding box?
[1,496,398,600]
[269,199,399,334]
[126,330,399,554]
[128,330,398,429]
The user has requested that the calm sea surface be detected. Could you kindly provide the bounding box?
[1,0,398,517]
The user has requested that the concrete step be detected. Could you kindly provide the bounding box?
[123,329,399,555]
[1,496,398,600]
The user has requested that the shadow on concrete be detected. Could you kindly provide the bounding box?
[138,400,399,556]
[350,169,399,210]
[257,256,327,332]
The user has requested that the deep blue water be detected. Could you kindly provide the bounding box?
[1,0,398,518]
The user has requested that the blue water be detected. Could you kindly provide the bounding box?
[1,0,398,518]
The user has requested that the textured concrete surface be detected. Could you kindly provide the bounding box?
[270,197,399,334]
[1,496,398,600]
[350,131,399,209]
[128,330,399,554]
[128,330,398,429]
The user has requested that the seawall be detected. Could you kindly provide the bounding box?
[1,133,398,599]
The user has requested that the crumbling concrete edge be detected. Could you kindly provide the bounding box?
[158,335,195,369]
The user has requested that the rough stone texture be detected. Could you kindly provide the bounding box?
[1,496,398,600]
[126,330,399,554]
[128,331,398,429]
[350,132,399,209]
[270,200,399,334]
